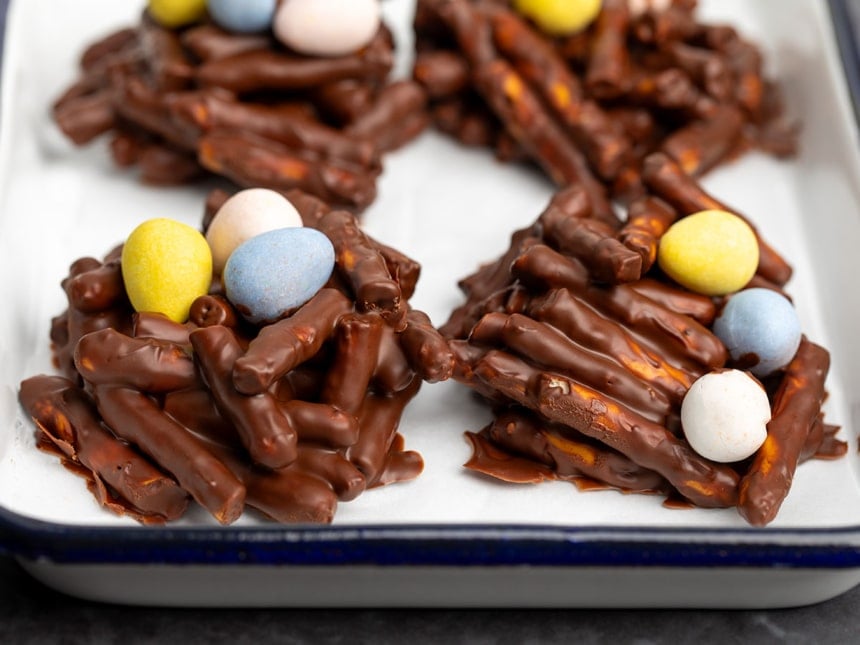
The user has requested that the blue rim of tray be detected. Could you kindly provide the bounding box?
[2,0,860,570]
[2,505,860,567]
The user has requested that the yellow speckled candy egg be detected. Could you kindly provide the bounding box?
[147,0,208,29]
[657,209,759,296]
[513,0,603,36]
[121,218,212,323]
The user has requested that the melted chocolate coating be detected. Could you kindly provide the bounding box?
[19,375,189,523]
[191,325,298,470]
[93,385,246,525]
[232,288,352,395]
[738,338,830,525]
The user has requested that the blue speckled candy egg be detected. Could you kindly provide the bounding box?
[208,0,277,34]
[713,288,802,377]
[224,227,335,323]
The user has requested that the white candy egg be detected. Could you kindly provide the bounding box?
[206,188,303,275]
[273,0,381,57]
[681,370,771,463]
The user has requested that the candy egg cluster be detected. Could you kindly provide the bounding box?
[147,0,382,56]
[121,189,334,325]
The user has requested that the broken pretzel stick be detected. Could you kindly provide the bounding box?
[738,338,830,526]
[20,375,189,523]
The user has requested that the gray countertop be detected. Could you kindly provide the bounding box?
[1,2,859,641]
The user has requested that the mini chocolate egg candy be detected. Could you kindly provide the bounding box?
[627,0,672,18]
[713,288,802,377]
[206,188,303,275]
[681,369,771,463]
[224,227,335,323]
[121,218,212,323]
[513,0,603,36]
[208,0,277,34]
[273,0,381,57]
[147,0,207,29]
[657,209,759,296]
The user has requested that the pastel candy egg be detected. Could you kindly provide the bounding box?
[273,0,381,57]
[121,218,212,323]
[147,0,207,29]
[657,209,759,296]
[681,370,771,463]
[713,288,802,377]
[513,0,603,35]
[208,0,277,34]
[206,188,303,275]
[224,227,335,323]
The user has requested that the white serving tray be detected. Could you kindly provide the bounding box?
[2,0,860,608]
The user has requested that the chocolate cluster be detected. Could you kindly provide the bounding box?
[443,162,845,527]
[20,191,454,524]
[414,0,799,214]
[52,9,429,210]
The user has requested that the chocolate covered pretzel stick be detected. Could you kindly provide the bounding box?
[19,375,189,523]
[661,104,744,177]
[585,0,631,100]
[93,384,246,525]
[180,23,271,63]
[478,408,667,492]
[617,196,678,273]
[400,309,455,383]
[317,209,405,326]
[198,131,377,210]
[75,328,198,393]
[320,312,385,415]
[526,288,698,404]
[539,187,642,283]
[473,58,615,223]
[488,6,632,181]
[469,312,673,422]
[167,91,380,169]
[641,152,793,285]
[65,258,125,313]
[473,350,739,508]
[211,444,339,523]
[738,338,830,525]
[137,12,194,92]
[510,244,727,369]
[191,325,299,470]
[345,80,430,153]
[232,288,352,395]
[349,376,422,485]
[413,50,471,99]
[196,28,393,93]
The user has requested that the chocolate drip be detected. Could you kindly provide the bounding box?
[19,375,189,523]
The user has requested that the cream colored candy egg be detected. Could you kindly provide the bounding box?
[513,0,603,36]
[121,218,212,323]
[273,0,381,57]
[681,370,771,463]
[147,0,207,29]
[206,188,303,275]
[657,209,759,296]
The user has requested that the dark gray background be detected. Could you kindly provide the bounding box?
[1,1,860,642]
